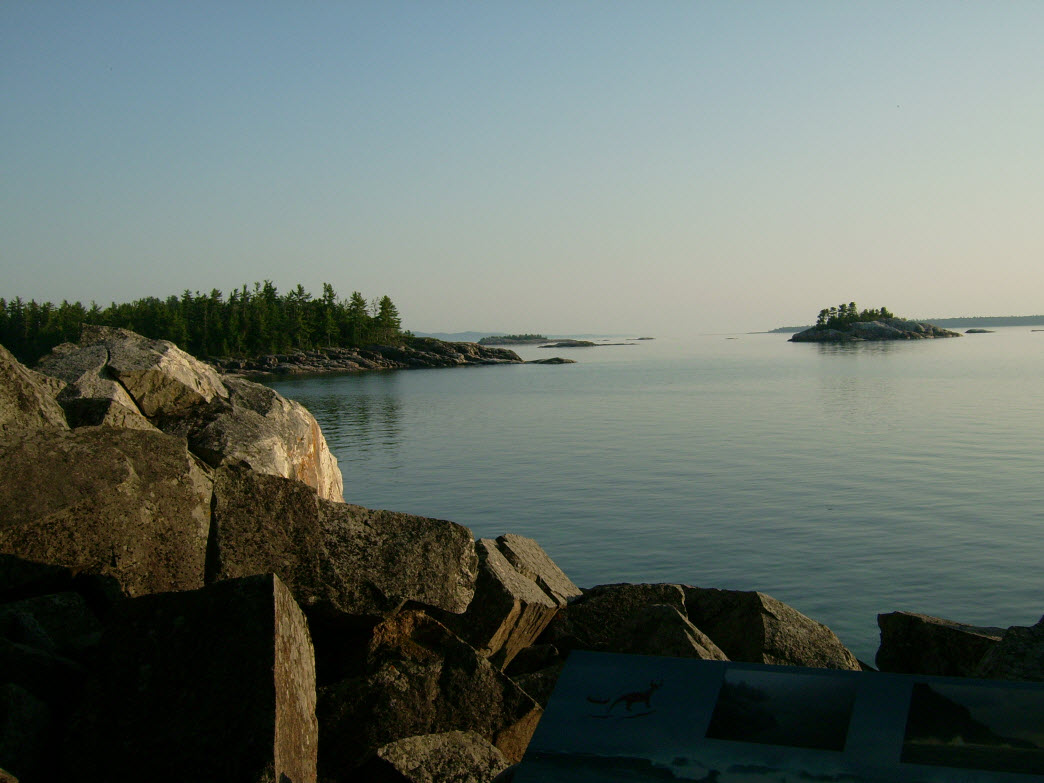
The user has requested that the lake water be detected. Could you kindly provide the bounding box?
[267,328,1044,663]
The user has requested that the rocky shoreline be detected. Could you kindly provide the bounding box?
[2,328,1041,782]
[209,336,527,377]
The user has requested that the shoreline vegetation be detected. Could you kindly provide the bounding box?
[0,282,411,367]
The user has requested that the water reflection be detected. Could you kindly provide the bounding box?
[270,374,404,459]
[812,340,900,356]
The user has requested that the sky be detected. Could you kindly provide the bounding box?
[3,2,1043,335]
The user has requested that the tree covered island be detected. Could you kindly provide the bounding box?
[790,302,962,342]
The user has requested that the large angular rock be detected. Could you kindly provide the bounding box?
[682,587,860,670]
[318,610,541,779]
[439,539,558,669]
[37,329,344,502]
[539,583,727,661]
[65,573,317,783]
[876,611,1004,676]
[976,615,1044,682]
[495,534,581,606]
[179,375,343,502]
[356,731,509,783]
[209,466,477,616]
[0,343,67,434]
[46,326,228,416]
[0,427,212,597]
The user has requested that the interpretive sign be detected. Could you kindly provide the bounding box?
[513,651,1044,782]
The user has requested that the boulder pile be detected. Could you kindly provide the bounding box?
[1,329,1040,782]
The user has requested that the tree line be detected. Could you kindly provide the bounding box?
[814,302,895,330]
[0,282,407,365]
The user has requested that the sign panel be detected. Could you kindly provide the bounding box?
[514,651,1044,782]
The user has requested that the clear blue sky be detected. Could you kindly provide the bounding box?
[3,2,1042,334]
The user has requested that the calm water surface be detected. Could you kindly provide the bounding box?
[268,328,1044,662]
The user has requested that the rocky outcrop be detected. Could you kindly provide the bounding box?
[65,573,317,783]
[35,327,344,502]
[0,344,67,434]
[0,427,212,597]
[212,337,523,376]
[876,611,1005,677]
[790,318,962,342]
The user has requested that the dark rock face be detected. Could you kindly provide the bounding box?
[356,730,509,783]
[789,318,962,342]
[210,466,478,617]
[682,586,861,670]
[318,611,542,779]
[976,615,1044,682]
[0,343,68,434]
[65,573,317,783]
[876,611,1004,676]
[540,583,727,661]
[0,427,212,597]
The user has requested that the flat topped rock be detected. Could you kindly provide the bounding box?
[0,427,212,598]
[210,465,478,617]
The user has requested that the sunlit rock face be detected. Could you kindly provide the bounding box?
[35,326,345,502]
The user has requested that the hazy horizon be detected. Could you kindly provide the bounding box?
[4,2,1043,335]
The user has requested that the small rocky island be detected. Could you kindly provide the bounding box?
[790,303,962,342]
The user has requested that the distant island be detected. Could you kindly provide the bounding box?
[477,334,549,345]
[538,339,597,348]
[774,313,1044,334]
[789,303,961,342]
